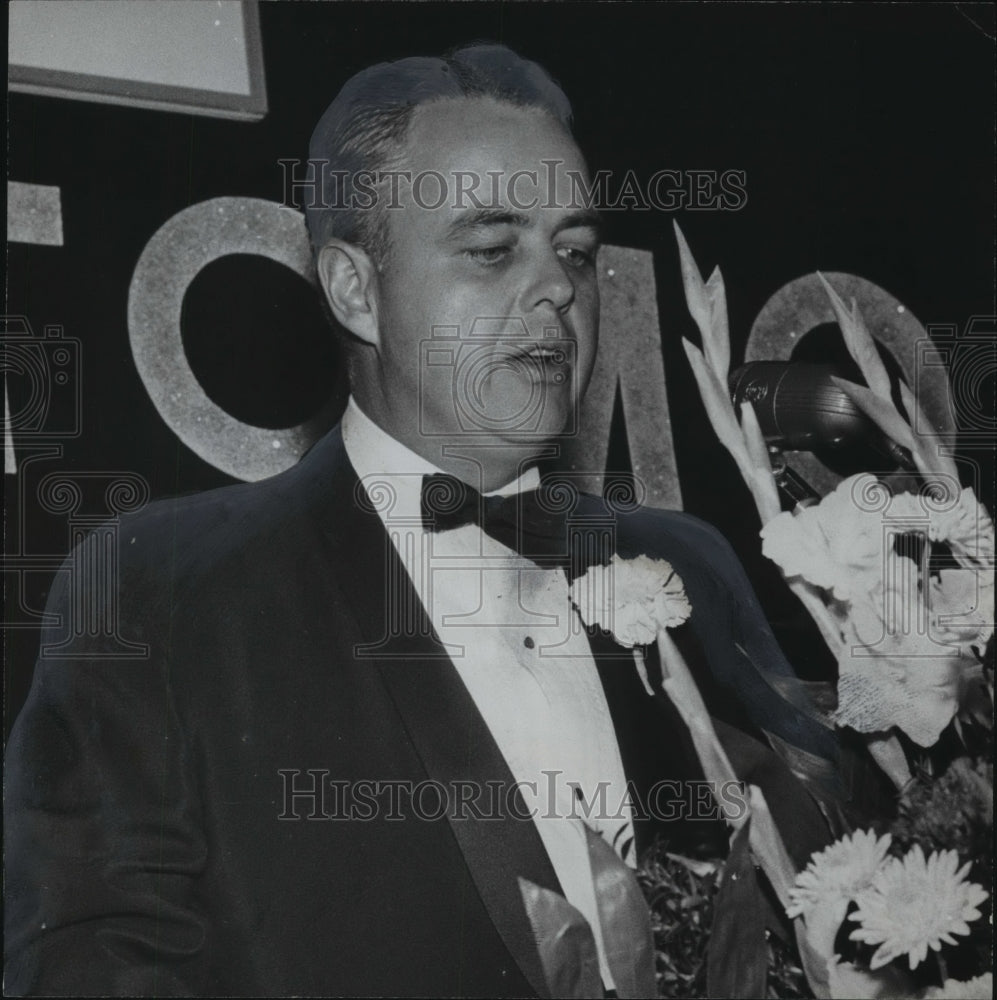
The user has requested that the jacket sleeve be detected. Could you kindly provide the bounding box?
[4,525,209,997]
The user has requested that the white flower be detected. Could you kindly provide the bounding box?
[760,507,853,599]
[834,569,964,747]
[848,845,989,970]
[834,646,962,748]
[928,487,995,564]
[760,475,925,602]
[786,829,892,919]
[569,554,690,648]
[924,973,993,999]
[831,545,992,747]
[929,568,995,656]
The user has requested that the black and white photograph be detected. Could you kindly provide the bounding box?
[4,2,995,996]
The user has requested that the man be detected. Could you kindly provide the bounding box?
[5,44,837,997]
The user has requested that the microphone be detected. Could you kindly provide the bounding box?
[728,361,915,470]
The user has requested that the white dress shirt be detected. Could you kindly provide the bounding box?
[342,398,636,986]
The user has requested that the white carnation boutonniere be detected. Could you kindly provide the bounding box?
[569,553,692,695]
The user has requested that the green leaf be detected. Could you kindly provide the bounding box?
[830,377,918,456]
[682,339,752,475]
[794,923,832,1000]
[826,957,915,999]
[799,896,851,978]
[704,264,731,381]
[817,273,893,402]
[674,221,712,339]
[707,822,769,999]
[517,877,601,999]
[746,785,798,910]
[673,224,732,383]
[735,641,837,729]
[739,402,781,524]
[863,731,913,791]
[897,381,959,481]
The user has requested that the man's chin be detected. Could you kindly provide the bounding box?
[472,385,576,439]
[490,411,575,454]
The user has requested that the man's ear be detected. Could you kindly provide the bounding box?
[316,240,381,347]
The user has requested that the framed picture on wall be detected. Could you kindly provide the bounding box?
[8,0,267,121]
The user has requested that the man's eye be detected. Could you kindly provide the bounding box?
[465,245,510,265]
[556,245,597,268]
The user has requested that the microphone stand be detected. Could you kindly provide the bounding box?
[766,448,822,510]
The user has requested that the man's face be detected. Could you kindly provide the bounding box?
[369,97,600,461]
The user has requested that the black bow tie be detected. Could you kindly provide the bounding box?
[420,472,609,575]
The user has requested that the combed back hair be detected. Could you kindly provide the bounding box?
[306,43,573,266]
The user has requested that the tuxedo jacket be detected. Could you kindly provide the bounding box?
[5,426,834,997]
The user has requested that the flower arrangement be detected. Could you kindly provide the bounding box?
[667,224,994,998]
[568,549,805,994]
[760,474,993,753]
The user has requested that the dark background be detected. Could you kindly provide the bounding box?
[6,2,995,734]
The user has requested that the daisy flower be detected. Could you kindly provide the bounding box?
[786,829,891,919]
[848,845,989,970]
[924,973,993,999]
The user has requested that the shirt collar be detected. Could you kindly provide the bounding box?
[341,397,540,522]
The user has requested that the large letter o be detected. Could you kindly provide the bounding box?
[747,272,955,496]
[128,197,331,482]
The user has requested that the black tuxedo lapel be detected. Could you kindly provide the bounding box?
[300,427,560,999]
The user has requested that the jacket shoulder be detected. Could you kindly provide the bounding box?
[570,492,737,566]
[118,476,282,565]
[59,455,332,629]
[113,425,347,573]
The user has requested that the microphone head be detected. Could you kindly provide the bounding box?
[728,361,875,451]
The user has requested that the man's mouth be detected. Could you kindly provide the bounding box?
[519,343,567,362]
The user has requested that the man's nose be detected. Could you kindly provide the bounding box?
[523,249,575,314]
